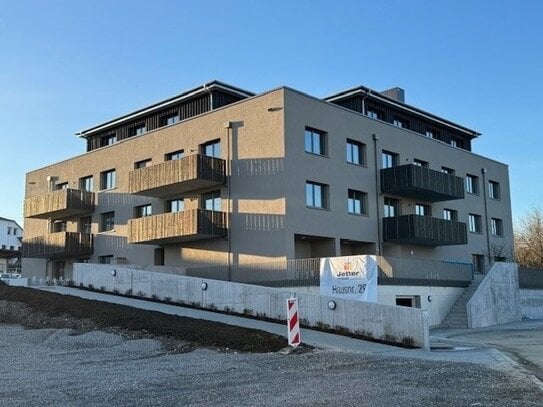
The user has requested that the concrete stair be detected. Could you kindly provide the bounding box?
[441,273,484,328]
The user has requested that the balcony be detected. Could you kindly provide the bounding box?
[383,215,467,246]
[129,154,225,197]
[381,164,464,202]
[24,189,95,220]
[128,209,226,244]
[22,232,93,259]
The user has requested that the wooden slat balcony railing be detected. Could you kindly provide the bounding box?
[24,189,95,220]
[22,232,94,259]
[381,164,464,202]
[383,215,467,246]
[129,154,225,197]
[128,209,226,244]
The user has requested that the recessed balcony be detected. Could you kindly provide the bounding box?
[129,154,225,197]
[22,232,93,259]
[24,189,95,220]
[381,164,464,202]
[383,215,467,246]
[127,209,226,245]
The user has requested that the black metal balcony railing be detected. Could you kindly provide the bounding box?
[128,209,226,244]
[129,154,225,197]
[383,215,467,246]
[22,232,94,259]
[24,189,95,220]
[381,164,464,202]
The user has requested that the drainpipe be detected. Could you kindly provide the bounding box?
[224,121,233,281]
[361,90,371,115]
[373,133,382,256]
[481,167,492,268]
[204,84,214,111]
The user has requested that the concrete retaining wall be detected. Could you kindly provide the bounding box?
[467,262,522,328]
[521,289,543,319]
[73,263,430,349]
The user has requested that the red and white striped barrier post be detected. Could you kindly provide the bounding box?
[286,297,301,347]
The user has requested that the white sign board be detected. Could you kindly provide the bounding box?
[319,255,377,302]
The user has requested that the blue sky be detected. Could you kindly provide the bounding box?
[1,0,541,226]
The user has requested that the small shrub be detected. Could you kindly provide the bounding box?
[151,294,159,300]
[164,296,172,303]
[224,306,231,313]
[334,325,350,335]
[66,280,75,287]
[125,289,133,296]
[79,282,84,288]
[88,284,94,290]
[112,289,119,295]
[207,303,217,311]
[402,336,415,347]
[99,286,106,292]
[316,322,331,330]
[383,334,397,343]
[243,308,254,315]
[136,291,145,297]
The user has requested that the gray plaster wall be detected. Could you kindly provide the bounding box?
[73,263,429,349]
[520,289,543,319]
[466,262,522,328]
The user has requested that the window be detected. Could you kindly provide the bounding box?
[489,181,501,200]
[450,138,462,148]
[134,204,152,218]
[12,228,17,236]
[52,221,67,233]
[491,218,503,236]
[382,150,399,169]
[202,191,221,211]
[468,214,482,233]
[366,109,383,120]
[304,127,327,156]
[100,134,117,147]
[80,217,92,234]
[130,124,146,136]
[466,174,478,194]
[346,139,366,165]
[415,204,431,216]
[134,159,152,169]
[79,176,93,192]
[100,169,116,190]
[413,159,429,168]
[167,198,185,213]
[160,114,180,126]
[99,255,114,264]
[78,258,90,264]
[202,139,221,158]
[441,167,455,175]
[348,190,367,215]
[393,117,409,129]
[7,227,12,235]
[56,182,68,190]
[426,129,439,139]
[443,209,458,222]
[384,197,400,218]
[306,181,328,209]
[100,212,115,232]
[165,150,184,161]
[473,254,485,273]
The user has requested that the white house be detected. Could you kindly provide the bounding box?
[0,217,23,273]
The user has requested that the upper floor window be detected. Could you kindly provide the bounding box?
[393,117,409,129]
[413,159,429,168]
[466,174,479,194]
[100,169,116,190]
[426,129,440,139]
[346,139,366,165]
[384,197,400,218]
[491,218,504,236]
[489,181,501,200]
[468,213,482,233]
[441,166,455,175]
[160,114,180,127]
[382,150,399,169]
[202,190,221,211]
[100,211,115,232]
[202,139,221,158]
[52,220,67,233]
[100,134,117,147]
[415,204,431,216]
[348,189,367,215]
[443,208,458,221]
[366,109,383,120]
[7,227,12,235]
[450,138,462,148]
[12,228,17,236]
[79,176,93,192]
[306,181,328,209]
[134,204,152,218]
[55,182,68,190]
[167,198,185,213]
[134,159,152,169]
[165,150,184,161]
[304,127,327,156]
[130,124,146,137]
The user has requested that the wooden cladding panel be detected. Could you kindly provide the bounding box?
[127,209,226,244]
[22,232,93,259]
[24,189,95,219]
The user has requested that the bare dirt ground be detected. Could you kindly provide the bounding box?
[1,286,542,406]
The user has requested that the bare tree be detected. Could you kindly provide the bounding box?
[514,207,543,268]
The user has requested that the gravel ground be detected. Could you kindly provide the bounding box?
[0,324,541,407]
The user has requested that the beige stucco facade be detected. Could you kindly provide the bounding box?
[22,87,513,280]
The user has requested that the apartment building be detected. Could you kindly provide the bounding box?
[22,81,513,281]
[0,216,22,273]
